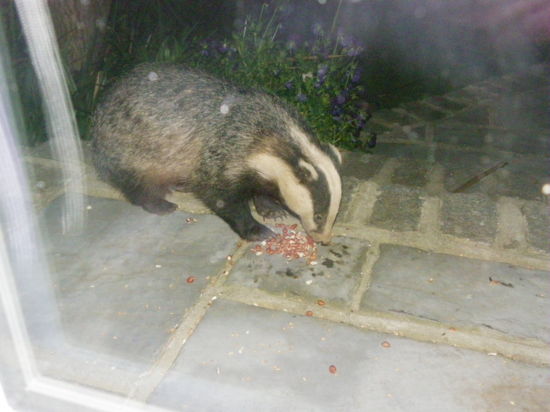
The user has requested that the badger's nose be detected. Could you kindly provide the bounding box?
[310,231,332,245]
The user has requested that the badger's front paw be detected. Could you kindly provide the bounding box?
[253,196,288,220]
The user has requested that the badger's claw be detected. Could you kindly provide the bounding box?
[242,223,275,242]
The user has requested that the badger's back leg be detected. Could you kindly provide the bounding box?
[107,169,177,215]
[127,184,177,215]
[203,195,275,241]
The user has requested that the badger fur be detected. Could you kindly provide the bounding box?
[91,63,342,244]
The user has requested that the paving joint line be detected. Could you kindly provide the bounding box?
[372,157,400,185]
[417,196,442,236]
[376,137,547,160]
[344,181,380,225]
[334,223,549,271]
[350,242,380,311]
[495,197,528,250]
[128,241,251,403]
[220,285,550,367]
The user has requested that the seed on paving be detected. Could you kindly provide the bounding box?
[251,223,318,264]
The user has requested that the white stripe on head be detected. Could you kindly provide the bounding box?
[247,153,316,230]
[289,126,342,242]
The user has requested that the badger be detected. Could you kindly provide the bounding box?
[91,63,342,244]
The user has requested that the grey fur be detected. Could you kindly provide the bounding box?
[91,63,341,242]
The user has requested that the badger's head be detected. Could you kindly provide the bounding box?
[248,126,342,244]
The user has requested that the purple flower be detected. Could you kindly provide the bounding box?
[200,49,209,57]
[285,81,294,90]
[351,68,362,83]
[338,31,364,57]
[312,22,324,36]
[317,64,329,80]
[356,113,367,128]
[218,43,229,53]
[346,47,363,57]
[331,105,343,117]
[335,94,346,105]
[296,93,307,102]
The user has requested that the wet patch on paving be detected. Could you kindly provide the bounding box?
[227,236,369,305]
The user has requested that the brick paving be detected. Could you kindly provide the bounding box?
[20,63,550,411]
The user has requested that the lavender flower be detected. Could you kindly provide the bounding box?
[312,22,324,37]
[346,47,363,57]
[285,80,294,90]
[338,31,364,57]
[351,68,362,83]
[296,93,307,102]
[335,94,346,105]
[317,64,329,80]
[218,42,229,53]
[331,105,343,117]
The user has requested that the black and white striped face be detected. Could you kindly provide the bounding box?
[248,127,342,244]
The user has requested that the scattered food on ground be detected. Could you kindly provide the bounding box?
[251,224,318,263]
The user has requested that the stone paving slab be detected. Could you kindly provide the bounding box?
[149,300,550,412]
[10,63,550,410]
[227,236,370,306]
[37,195,239,391]
[369,185,424,231]
[361,245,550,343]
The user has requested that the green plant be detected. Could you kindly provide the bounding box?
[163,2,373,150]
[99,1,373,150]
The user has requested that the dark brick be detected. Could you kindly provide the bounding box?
[391,158,429,187]
[372,109,418,127]
[370,185,423,231]
[433,121,489,148]
[522,201,550,253]
[440,193,497,243]
[489,130,550,156]
[450,106,490,125]
[341,152,386,180]
[400,102,447,122]
[444,88,480,105]
[423,96,467,112]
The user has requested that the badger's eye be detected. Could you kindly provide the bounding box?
[314,213,323,223]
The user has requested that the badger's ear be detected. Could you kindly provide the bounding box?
[323,143,342,167]
[297,159,319,182]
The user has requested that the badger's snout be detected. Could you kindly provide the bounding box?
[307,230,333,245]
